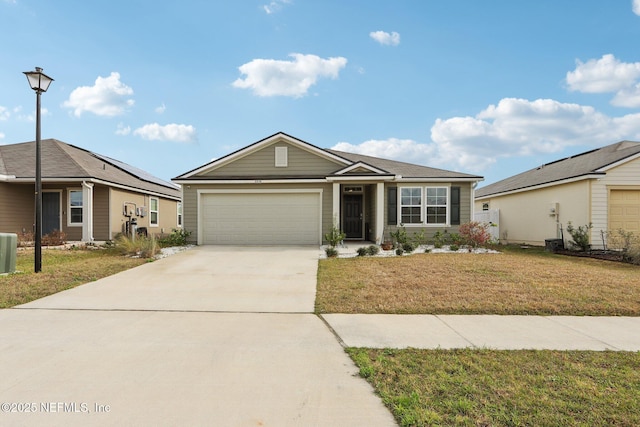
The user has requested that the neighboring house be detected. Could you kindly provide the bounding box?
[173,132,483,245]
[475,141,640,248]
[0,139,182,242]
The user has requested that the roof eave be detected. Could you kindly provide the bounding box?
[475,173,603,200]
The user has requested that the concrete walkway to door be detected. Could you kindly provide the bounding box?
[0,246,397,427]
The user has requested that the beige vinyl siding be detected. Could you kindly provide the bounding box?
[109,189,178,238]
[475,180,590,246]
[201,142,343,177]
[0,182,33,235]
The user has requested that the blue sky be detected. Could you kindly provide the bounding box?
[2,1,640,188]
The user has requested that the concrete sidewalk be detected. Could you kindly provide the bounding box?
[322,314,640,351]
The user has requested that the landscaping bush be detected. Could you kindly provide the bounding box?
[357,247,369,257]
[401,242,415,253]
[458,221,493,248]
[566,222,592,251]
[325,247,339,258]
[367,245,380,256]
[432,230,449,248]
[113,234,159,258]
[157,228,191,247]
[390,226,409,248]
[324,223,346,247]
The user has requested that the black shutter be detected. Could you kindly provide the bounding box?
[387,187,397,225]
[451,186,460,225]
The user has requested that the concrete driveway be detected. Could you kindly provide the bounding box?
[0,246,396,426]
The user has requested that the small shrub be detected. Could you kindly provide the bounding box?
[367,245,380,256]
[424,247,431,253]
[41,229,67,246]
[449,244,459,252]
[390,226,409,247]
[325,247,339,258]
[411,228,427,247]
[325,223,346,247]
[113,234,159,258]
[17,231,34,247]
[458,221,493,248]
[449,233,464,246]
[432,230,449,248]
[402,242,415,253]
[157,228,191,247]
[356,247,369,257]
[566,222,592,251]
[395,247,404,256]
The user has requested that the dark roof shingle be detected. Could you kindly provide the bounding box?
[0,139,180,199]
[476,141,640,198]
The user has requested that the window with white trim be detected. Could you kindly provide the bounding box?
[426,187,448,224]
[177,202,182,227]
[400,187,422,224]
[150,198,159,226]
[69,189,83,225]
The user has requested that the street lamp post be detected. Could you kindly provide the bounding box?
[23,67,54,273]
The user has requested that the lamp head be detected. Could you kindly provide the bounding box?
[23,67,54,93]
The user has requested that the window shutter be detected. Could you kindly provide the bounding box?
[451,186,461,225]
[387,187,397,225]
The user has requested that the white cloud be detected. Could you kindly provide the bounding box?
[0,132,4,141]
[62,72,134,117]
[155,103,166,114]
[133,123,196,143]
[566,54,640,107]
[369,30,400,46]
[0,106,9,120]
[333,138,434,163]
[232,53,348,97]
[263,0,291,14]
[115,123,131,136]
[634,0,640,16]
[333,98,640,173]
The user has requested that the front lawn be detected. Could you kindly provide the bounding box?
[316,245,640,315]
[0,248,147,308]
[349,348,640,427]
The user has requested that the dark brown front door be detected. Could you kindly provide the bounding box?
[343,194,363,239]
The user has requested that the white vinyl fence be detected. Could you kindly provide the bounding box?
[473,209,500,242]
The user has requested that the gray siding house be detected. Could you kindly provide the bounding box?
[0,139,182,241]
[173,132,483,245]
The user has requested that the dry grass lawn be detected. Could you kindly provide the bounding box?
[316,246,640,315]
[0,248,147,308]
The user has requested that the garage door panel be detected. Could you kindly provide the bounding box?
[201,192,321,245]
[609,190,640,234]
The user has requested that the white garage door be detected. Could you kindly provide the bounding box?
[609,190,640,233]
[200,192,321,245]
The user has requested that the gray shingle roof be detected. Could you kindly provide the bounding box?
[327,149,483,180]
[476,140,640,198]
[0,139,180,199]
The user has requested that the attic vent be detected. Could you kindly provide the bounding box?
[275,146,288,167]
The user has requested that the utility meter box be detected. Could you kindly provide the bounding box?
[0,233,17,274]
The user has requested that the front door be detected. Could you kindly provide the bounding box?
[343,194,363,239]
[42,192,61,235]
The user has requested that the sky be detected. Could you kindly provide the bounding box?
[2,1,640,188]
